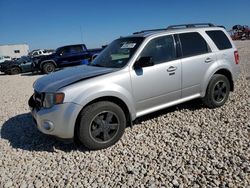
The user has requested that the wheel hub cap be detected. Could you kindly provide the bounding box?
[90,111,119,143]
[214,81,227,102]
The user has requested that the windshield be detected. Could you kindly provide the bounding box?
[55,47,63,55]
[91,37,144,68]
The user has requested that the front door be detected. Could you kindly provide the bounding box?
[21,61,32,72]
[20,57,32,72]
[130,35,182,115]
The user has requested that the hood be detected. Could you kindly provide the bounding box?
[0,60,14,65]
[1,59,26,66]
[0,61,17,68]
[34,65,116,92]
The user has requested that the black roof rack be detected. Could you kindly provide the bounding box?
[133,23,216,35]
[133,28,167,35]
[167,23,215,30]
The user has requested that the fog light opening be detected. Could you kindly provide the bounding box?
[43,121,54,131]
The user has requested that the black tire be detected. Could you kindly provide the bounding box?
[202,74,230,108]
[42,62,55,74]
[77,101,126,150]
[10,67,21,75]
[92,54,98,61]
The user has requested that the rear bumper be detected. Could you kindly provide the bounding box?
[29,96,83,139]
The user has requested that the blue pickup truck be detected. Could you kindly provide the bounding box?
[33,44,103,74]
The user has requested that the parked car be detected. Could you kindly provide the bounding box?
[0,56,34,74]
[29,23,240,150]
[230,25,250,40]
[0,56,11,64]
[33,44,103,74]
[30,49,54,57]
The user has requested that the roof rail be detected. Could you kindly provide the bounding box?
[133,23,216,35]
[133,28,167,35]
[166,23,215,29]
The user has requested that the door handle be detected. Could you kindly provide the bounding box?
[167,66,177,72]
[205,57,213,63]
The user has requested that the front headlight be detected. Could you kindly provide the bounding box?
[43,92,65,108]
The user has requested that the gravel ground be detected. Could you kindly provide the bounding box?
[0,41,249,188]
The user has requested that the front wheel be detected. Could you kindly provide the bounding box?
[10,67,21,75]
[202,74,230,108]
[77,101,126,150]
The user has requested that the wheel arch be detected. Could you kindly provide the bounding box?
[9,65,22,74]
[214,69,234,91]
[11,65,22,70]
[74,96,132,141]
[202,68,234,97]
[40,60,57,69]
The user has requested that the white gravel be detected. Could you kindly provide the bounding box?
[0,41,249,187]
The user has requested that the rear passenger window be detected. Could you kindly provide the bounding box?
[179,32,209,57]
[206,30,232,50]
[70,46,84,53]
[140,35,176,65]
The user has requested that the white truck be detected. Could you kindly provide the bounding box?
[30,49,54,57]
[0,56,11,64]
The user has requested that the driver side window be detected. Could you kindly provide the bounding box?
[60,47,71,56]
[140,35,176,65]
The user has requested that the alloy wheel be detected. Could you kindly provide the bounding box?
[213,81,227,102]
[89,111,120,143]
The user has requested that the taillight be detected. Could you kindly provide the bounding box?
[234,51,239,64]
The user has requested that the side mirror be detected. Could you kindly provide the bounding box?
[60,52,66,56]
[134,56,154,69]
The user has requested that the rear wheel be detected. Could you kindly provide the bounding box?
[42,62,55,74]
[77,101,126,150]
[10,67,21,75]
[202,74,230,108]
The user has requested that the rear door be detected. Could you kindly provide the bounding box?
[130,35,182,114]
[178,32,217,98]
[205,30,239,75]
[69,45,88,65]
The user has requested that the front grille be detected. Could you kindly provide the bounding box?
[29,91,44,109]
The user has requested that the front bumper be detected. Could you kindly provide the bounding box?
[0,65,6,72]
[29,96,83,139]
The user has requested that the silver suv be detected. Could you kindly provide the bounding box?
[29,23,240,150]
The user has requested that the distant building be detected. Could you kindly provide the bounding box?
[0,44,29,58]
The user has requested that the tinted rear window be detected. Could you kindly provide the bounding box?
[206,30,232,50]
[179,32,209,57]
